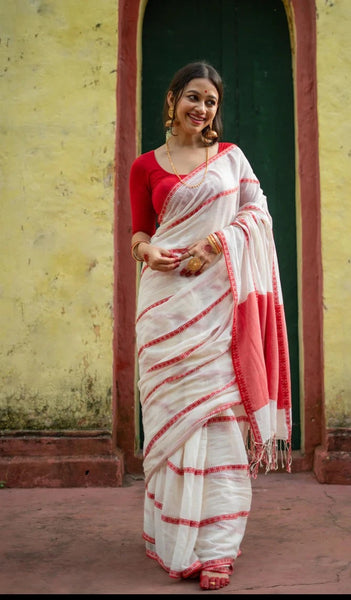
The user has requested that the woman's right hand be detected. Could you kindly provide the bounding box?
[139,242,185,271]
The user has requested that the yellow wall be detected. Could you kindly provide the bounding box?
[316,0,351,427]
[1,0,350,437]
[0,0,117,429]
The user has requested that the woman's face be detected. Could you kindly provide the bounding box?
[169,78,219,135]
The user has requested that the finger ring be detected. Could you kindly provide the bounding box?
[187,256,202,272]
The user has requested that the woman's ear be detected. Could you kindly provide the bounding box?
[167,91,174,108]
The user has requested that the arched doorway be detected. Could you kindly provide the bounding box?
[114,0,323,474]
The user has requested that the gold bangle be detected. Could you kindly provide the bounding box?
[207,235,218,254]
[211,232,222,252]
[211,233,222,253]
[131,240,150,262]
[207,233,222,255]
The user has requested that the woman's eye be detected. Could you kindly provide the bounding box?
[186,94,217,107]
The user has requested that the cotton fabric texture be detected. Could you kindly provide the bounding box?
[133,143,292,578]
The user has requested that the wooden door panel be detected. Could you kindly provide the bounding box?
[141,0,300,448]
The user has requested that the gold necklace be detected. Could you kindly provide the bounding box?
[165,139,209,189]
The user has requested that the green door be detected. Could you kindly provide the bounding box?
[141,0,300,449]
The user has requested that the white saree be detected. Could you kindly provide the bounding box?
[136,143,292,578]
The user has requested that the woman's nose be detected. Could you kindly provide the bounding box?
[195,101,206,113]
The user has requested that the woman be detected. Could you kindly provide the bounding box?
[129,62,292,591]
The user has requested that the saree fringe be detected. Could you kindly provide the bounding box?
[247,432,292,478]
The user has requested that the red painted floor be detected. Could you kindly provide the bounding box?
[1,471,350,595]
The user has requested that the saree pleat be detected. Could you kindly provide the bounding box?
[136,144,292,577]
[143,405,251,578]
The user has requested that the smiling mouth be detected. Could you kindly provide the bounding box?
[188,114,206,125]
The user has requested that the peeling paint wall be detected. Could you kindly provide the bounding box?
[0,0,117,429]
[1,0,350,439]
[316,0,351,427]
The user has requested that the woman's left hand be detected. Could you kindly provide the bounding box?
[180,238,221,277]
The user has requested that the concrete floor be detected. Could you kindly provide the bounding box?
[1,471,350,595]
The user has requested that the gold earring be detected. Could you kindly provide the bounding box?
[203,121,218,143]
[165,106,174,129]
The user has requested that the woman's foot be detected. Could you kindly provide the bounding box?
[199,570,230,590]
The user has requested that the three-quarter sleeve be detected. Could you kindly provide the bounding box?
[129,157,157,236]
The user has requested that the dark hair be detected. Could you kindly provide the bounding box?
[162,61,224,144]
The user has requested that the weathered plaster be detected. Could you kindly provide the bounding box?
[316,0,351,428]
[0,0,117,429]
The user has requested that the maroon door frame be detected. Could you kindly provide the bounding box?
[113,0,324,475]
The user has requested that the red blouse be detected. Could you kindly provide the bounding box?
[129,142,232,236]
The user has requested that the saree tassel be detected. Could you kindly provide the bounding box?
[247,432,291,477]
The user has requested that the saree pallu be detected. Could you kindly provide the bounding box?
[136,144,292,577]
